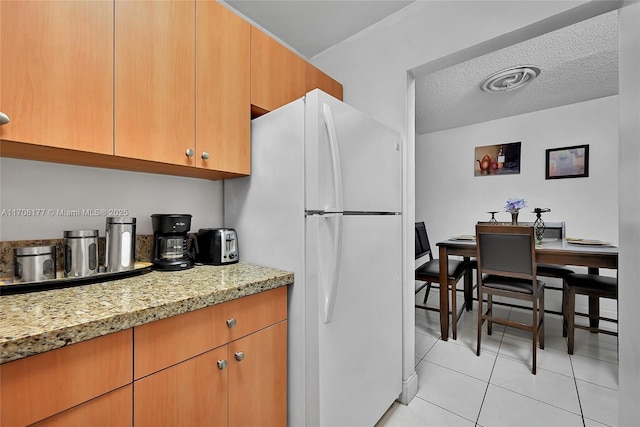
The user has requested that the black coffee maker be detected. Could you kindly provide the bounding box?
[151,214,197,270]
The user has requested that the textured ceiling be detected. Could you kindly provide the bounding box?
[222,0,414,58]
[415,10,618,134]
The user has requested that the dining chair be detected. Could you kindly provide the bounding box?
[415,221,469,339]
[475,222,573,321]
[475,224,545,374]
[563,272,618,354]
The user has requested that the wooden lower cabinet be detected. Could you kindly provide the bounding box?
[134,347,228,427]
[133,321,287,427]
[229,321,287,427]
[0,287,287,427]
[0,330,132,427]
[133,287,288,426]
[33,386,132,427]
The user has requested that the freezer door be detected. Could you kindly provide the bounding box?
[306,213,402,426]
[305,89,402,213]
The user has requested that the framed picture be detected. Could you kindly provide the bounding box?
[474,141,521,176]
[545,144,589,179]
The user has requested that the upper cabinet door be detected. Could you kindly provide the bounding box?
[196,1,250,174]
[0,1,113,154]
[250,27,306,115]
[114,0,195,166]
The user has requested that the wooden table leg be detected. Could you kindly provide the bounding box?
[439,246,450,341]
[588,267,600,330]
[463,256,473,311]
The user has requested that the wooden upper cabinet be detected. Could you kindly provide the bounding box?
[196,1,251,174]
[305,63,343,101]
[0,1,113,154]
[251,27,306,115]
[114,0,195,166]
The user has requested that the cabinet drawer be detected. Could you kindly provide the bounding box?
[225,286,287,341]
[134,297,229,379]
[33,385,132,427]
[0,330,132,427]
[134,286,288,379]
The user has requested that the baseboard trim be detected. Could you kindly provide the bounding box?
[397,370,419,405]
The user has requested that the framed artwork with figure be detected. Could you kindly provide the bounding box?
[546,144,589,179]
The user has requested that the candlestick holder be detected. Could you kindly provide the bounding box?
[487,211,499,224]
[533,208,551,244]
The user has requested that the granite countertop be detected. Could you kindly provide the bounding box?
[0,263,293,364]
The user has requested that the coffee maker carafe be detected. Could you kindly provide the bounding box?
[151,214,197,270]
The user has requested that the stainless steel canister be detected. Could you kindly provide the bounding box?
[105,217,136,272]
[13,246,57,283]
[63,230,99,277]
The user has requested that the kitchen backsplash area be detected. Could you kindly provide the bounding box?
[0,235,154,276]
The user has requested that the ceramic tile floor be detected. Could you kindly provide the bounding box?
[376,288,619,427]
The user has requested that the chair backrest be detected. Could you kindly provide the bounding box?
[415,221,433,260]
[475,225,537,281]
[477,221,565,240]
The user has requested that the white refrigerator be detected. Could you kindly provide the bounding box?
[224,89,402,426]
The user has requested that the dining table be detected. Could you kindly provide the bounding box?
[435,236,619,341]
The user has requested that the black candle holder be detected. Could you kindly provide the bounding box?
[487,211,499,224]
[533,208,551,244]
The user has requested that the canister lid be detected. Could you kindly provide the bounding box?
[63,229,99,238]
[14,245,56,256]
[106,217,136,224]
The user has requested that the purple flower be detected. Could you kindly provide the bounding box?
[505,198,527,212]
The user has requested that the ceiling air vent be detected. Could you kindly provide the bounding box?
[481,66,541,93]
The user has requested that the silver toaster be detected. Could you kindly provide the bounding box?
[196,228,239,265]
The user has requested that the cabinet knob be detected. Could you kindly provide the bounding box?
[234,352,245,361]
[0,112,9,125]
[201,152,209,160]
[226,318,237,328]
[185,148,195,158]
[217,359,228,370]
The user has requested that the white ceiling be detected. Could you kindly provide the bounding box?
[222,0,415,58]
[221,1,619,135]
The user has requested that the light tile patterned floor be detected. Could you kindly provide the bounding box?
[376,288,619,427]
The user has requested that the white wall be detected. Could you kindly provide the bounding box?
[416,95,619,246]
[0,158,224,240]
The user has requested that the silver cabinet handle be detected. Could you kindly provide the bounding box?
[226,318,237,328]
[217,359,228,370]
[234,352,244,361]
[201,152,209,160]
[185,148,195,157]
[0,112,9,125]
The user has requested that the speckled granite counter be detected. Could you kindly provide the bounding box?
[0,263,293,364]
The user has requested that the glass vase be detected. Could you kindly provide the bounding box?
[511,211,519,225]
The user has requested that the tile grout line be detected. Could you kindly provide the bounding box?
[569,354,587,427]
[475,319,506,426]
